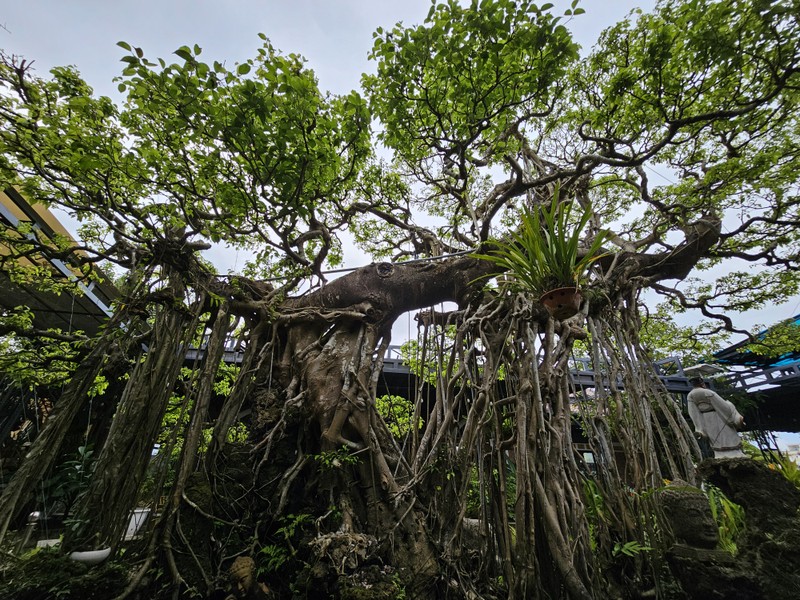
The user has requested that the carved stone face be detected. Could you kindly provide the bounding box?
[229,556,256,596]
[236,573,253,595]
[659,482,719,549]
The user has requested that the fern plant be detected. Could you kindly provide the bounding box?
[707,484,745,555]
[773,454,800,489]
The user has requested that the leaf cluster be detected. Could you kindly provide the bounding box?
[375,394,421,437]
[706,483,745,555]
[0,37,372,283]
[365,0,578,167]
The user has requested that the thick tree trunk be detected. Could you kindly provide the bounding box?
[250,249,710,597]
[64,272,202,552]
[288,256,498,318]
[267,311,442,595]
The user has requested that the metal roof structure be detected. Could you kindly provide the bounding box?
[707,315,800,432]
[714,314,800,367]
[0,187,118,335]
[710,314,800,391]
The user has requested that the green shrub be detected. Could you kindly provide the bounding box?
[0,547,128,600]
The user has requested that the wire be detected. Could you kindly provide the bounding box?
[217,249,475,283]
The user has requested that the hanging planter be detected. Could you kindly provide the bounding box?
[473,184,607,320]
[540,286,583,320]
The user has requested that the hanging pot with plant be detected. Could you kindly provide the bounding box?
[474,185,607,320]
[539,286,584,321]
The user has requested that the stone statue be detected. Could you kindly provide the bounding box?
[227,556,270,599]
[658,479,719,549]
[658,476,760,599]
[687,377,746,459]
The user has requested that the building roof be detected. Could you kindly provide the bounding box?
[0,187,118,335]
[714,314,800,367]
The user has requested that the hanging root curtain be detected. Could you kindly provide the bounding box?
[0,255,708,600]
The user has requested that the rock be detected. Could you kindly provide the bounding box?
[665,544,760,600]
[698,458,800,534]
[692,458,800,599]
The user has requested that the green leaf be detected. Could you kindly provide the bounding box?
[174,46,193,62]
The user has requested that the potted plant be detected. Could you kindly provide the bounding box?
[475,186,607,319]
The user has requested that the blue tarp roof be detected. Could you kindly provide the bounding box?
[714,314,800,367]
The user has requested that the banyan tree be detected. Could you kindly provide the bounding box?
[1,1,799,598]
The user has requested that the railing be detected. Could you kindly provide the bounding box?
[722,361,800,391]
[188,338,800,394]
[380,346,696,393]
[185,335,248,365]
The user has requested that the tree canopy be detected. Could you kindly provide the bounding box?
[1,1,799,599]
